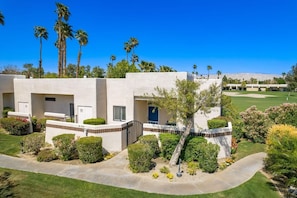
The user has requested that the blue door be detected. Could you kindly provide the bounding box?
[148,106,158,124]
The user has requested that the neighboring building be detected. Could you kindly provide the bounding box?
[226,83,287,91]
[11,72,221,130]
[0,74,25,118]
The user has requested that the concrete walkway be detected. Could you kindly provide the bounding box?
[0,151,266,195]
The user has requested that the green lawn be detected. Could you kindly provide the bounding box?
[225,91,297,112]
[234,140,266,161]
[0,131,22,156]
[1,168,279,198]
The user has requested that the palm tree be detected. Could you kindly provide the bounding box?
[192,64,198,76]
[0,11,4,26]
[207,65,212,79]
[75,29,88,78]
[129,37,139,55]
[110,55,116,66]
[34,26,48,78]
[131,54,139,65]
[55,2,71,77]
[216,70,222,79]
[124,41,132,63]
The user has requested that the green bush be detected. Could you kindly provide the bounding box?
[76,136,103,163]
[21,133,45,155]
[265,103,297,127]
[184,136,207,162]
[37,149,57,162]
[52,134,77,161]
[199,142,220,173]
[0,117,30,135]
[207,118,227,129]
[159,166,170,174]
[128,143,153,173]
[83,118,105,125]
[159,133,180,160]
[2,107,14,118]
[187,161,199,175]
[139,135,160,158]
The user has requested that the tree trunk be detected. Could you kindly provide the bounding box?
[39,37,42,78]
[169,119,193,166]
[76,45,81,78]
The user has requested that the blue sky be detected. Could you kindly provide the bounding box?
[1,0,297,75]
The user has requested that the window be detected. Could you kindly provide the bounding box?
[45,97,56,101]
[113,106,126,121]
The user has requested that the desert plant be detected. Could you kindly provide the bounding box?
[37,149,57,162]
[21,133,45,155]
[52,134,77,161]
[187,161,199,175]
[152,172,159,179]
[166,172,174,180]
[76,136,103,163]
[159,166,170,174]
[128,143,153,173]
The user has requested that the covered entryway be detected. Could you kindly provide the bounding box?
[148,106,158,124]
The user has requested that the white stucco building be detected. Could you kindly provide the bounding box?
[9,72,221,130]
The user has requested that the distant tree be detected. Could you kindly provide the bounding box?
[78,65,91,78]
[44,72,58,78]
[22,63,40,78]
[207,65,212,79]
[192,64,198,76]
[222,75,228,89]
[55,2,71,77]
[124,41,132,63]
[34,26,48,78]
[285,64,297,91]
[110,55,116,66]
[150,79,220,166]
[1,65,21,74]
[131,54,139,65]
[91,66,105,78]
[138,61,156,72]
[0,11,4,25]
[65,63,76,78]
[216,70,222,79]
[158,65,176,72]
[75,29,88,78]
[106,60,139,78]
[129,37,139,55]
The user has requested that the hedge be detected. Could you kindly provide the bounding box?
[207,118,227,129]
[159,133,180,160]
[76,136,103,163]
[0,117,30,135]
[128,143,153,173]
[139,135,160,158]
[21,133,45,155]
[83,118,105,125]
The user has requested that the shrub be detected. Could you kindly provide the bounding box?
[240,106,273,143]
[21,133,45,155]
[83,118,105,125]
[207,118,227,129]
[199,142,220,173]
[0,171,15,198]
[159,133,180,160]
[265,124,297,186]
[37,149,57,162]
[139,135,160,158]
[265,103,297,127]
[231,137,238,154]
[159,166,170,174]
[184,136,207,162]
[128,143,153,173]
[187,161,199,175]
[166,173,174,180]
[52,134,77,161]
[2,107,14,118]
[232,119,245,141]
[76,136,103,163]
[0,117,30,135]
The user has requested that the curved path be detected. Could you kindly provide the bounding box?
[0,151,266,195]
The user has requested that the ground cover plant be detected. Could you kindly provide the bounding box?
[226,91,297,112]
[0,168,280,198]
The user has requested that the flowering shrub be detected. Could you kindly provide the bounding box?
[231,137,238,154]
[0,117,30,135]
[166,173,174,180]
[265,103,297,127]
[152,172,159,179]
[240,106,272,143]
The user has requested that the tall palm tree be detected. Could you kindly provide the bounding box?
[207,65,212,79]
[129,37,139,55]
[192,64,198,76]
[110,55,116,66]
[34,26,48,78]
[0,11,4,26]
[75,29,88,78]
[55,2,71,77]
[124,41,132,63]
[216,70,222,79]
